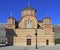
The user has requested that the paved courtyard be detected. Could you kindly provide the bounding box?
[0,45,60,50]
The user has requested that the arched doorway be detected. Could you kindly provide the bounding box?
[27,39,31,45]
[46,40,49,45]
[26,36,31,45]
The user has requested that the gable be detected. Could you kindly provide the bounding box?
[19,16,38,28]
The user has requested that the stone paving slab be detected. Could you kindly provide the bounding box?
[0,45,60,50]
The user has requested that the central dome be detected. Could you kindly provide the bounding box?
[22,6,35,11]
[21,6,36,17]
[21,1,36,17]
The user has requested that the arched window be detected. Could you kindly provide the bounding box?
[26,19,32,28]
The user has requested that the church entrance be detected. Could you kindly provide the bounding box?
[27,39,31,45]
[46,40,49,45]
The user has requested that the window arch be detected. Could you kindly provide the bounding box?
[26,19,32,28]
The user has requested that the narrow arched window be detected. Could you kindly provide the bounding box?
[26,19,32,28]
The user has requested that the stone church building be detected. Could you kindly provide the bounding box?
[5,5,55,46]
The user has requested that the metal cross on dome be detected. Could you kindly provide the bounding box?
[28,0,30,7]
[10,12,13,16]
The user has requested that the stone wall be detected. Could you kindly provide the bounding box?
[13,29,55,46]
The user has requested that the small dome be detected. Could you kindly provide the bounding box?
[44,17,51,19]
[8,17,15,19]
[8,12,15,19]
[44,14,51,19]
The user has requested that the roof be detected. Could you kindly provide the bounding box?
[22,6,36,11]
[54,25,60,39]
[44,17,51,19]
[8,17,15,19]
[0,24,6,42]
[0,24,6,36]
[38,20,43,23]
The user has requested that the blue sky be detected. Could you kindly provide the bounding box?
[0,0,60,25]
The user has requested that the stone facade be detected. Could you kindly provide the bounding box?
[5,6,55,46]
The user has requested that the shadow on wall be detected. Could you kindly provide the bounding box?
[6,29,17,46]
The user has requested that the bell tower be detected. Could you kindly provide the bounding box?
[43,14,51,25]
[5,12,16,29]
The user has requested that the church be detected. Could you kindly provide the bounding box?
[5,3,55,46]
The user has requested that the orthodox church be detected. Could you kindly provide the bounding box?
[5,3,55,46]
